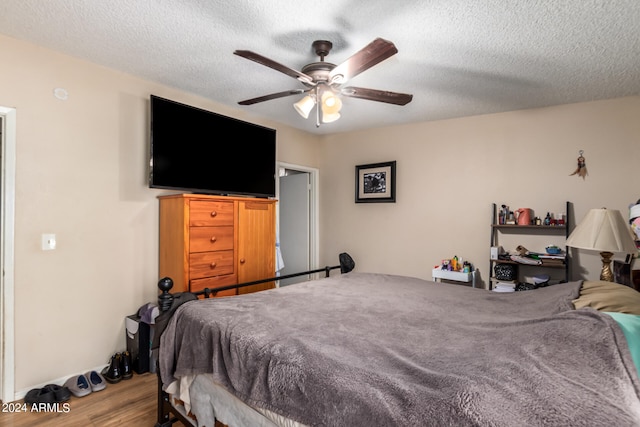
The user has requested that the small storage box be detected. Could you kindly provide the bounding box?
[494,263,517,281]
[432,268,477,288]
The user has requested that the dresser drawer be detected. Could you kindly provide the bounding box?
[189,201,234,227]
[190,274,238,297]
[190,226,234,253]
[189,250,234,279]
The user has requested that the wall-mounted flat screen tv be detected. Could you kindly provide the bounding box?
[149,95,276,198]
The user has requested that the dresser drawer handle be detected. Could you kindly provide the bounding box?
[210,211,217,217]
[239,258,246,264]
[210,236,217,243]
[210,262,217,269]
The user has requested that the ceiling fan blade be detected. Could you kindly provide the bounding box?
[234,50,314,84]
[329,38,398,84]
[341,87,413,106]
[238,89,308,105]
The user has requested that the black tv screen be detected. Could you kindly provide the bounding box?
[149,95,276,197]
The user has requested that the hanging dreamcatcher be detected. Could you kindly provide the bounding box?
[569,150,587,179]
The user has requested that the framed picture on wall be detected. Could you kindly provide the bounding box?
[355,161,396,203]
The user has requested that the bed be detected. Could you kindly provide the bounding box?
[154,261,640,427]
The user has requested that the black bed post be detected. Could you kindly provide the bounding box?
[157,277,174,313]
[156,277,175,427]
[156,378,173,427]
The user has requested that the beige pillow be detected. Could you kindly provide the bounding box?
[573,280,640,315]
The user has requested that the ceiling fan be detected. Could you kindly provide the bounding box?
[234,38,413,126]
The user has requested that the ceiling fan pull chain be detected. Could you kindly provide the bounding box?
[315,86,320,127]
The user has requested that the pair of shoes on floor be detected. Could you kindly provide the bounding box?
[24,384,71,404]
[101,351,133,383]
[63,371,107,398]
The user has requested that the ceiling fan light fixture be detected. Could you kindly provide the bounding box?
[293,95,315,119]
[322,111,341,123]
[321,91,342,115]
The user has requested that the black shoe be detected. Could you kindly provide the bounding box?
[120,350,133,380]
[43,384,71,402]
[102,353,122,384]
[24,387,55,405]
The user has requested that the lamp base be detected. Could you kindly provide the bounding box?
[600,251,614,282]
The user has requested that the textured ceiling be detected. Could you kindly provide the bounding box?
[1,0,639,135]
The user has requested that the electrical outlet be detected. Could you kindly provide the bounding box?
[42,234,56,251]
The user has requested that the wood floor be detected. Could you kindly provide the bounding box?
[0,372,164,427]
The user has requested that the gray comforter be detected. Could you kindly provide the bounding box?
[159,272,640,426]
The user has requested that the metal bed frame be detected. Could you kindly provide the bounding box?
[154,253,355,427]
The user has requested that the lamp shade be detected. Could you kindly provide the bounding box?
[293,95,315,119]
[566,208,637,253]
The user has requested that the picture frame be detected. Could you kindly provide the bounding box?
[355,161,396,203]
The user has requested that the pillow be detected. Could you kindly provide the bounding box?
[573,280,640,315]
[604,312,640,374]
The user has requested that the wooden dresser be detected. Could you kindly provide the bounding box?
[158,194,276,295]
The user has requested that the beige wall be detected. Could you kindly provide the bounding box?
[319,97,640,283]
[0,34,319,395]
[1,32,639,398]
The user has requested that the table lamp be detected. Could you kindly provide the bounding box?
[565,208,638,281]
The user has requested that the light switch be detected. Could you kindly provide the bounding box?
[42,234,56,251]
